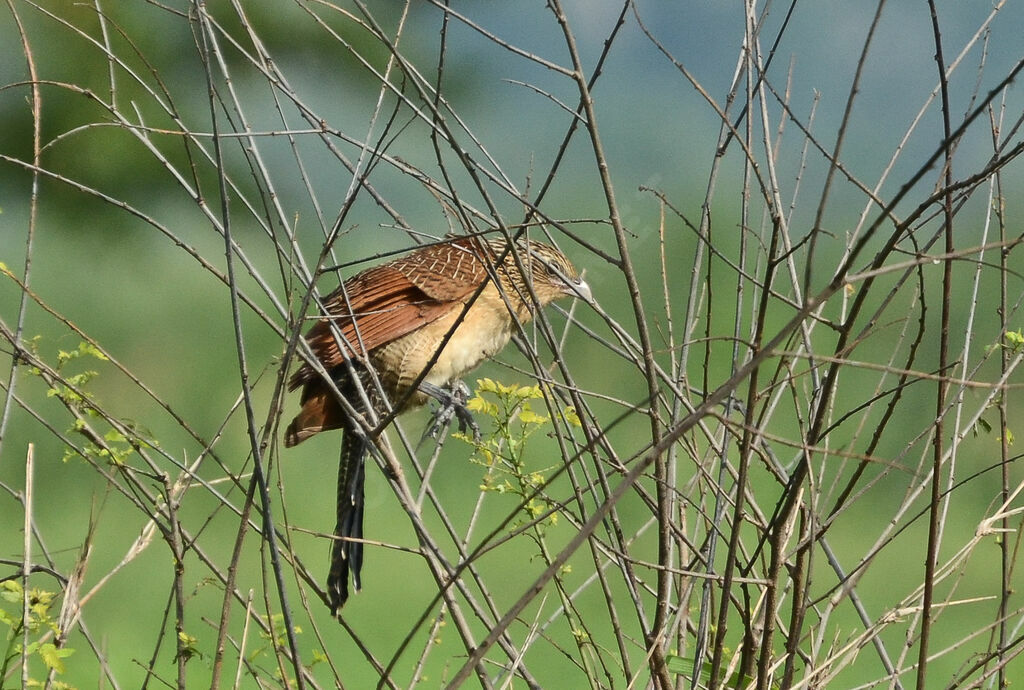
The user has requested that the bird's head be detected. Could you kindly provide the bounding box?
[486,237,591,308]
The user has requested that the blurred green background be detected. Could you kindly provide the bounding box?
[2,1,1022,687]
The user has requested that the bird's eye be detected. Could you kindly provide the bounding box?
[537,257,560,277]
[545,258,570,280]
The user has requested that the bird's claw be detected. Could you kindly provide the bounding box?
[420,380,481,443]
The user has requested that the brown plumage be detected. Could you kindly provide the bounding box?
[285,236,589,612]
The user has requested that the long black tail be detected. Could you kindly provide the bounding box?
[327,426,367,614]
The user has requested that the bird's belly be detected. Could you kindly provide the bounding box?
[427,316,512,384]
[372,301,515,407]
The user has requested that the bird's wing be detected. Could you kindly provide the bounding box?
[289,260,478,390]
[289,238,506,391]
[390,237,495,300]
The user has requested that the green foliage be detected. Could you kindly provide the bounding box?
[457,378,578,530]
[56,342,108,367]
[666,651,770,689]
[1004,328,1024,352]
[456,378,605,672]
[241,613,323,684]
[24,339,155,467]
[175,631,199,663]
[42,342,108,409]
[260,613,301,652]
[0,580,76,687]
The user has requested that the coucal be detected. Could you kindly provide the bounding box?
[285,236,590,613]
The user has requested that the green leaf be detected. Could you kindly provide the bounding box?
[517,408,548,426]
[57,342,108,367]
[1,579,23,601]
[1005,329,1024,350]
[104,428,128,444]
[0,607,19,626]
[513,384,542,400]
[665,653,767,689]
[476,377,499,393]
[38,643,74,674]
[466,395,498,417]
[77,342,108,361]
[973,417,992,437]
[666,654,692,675]
[177,631,200,661]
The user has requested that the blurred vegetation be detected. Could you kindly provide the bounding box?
[2,1,1023,688]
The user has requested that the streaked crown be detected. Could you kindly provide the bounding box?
[482,237,591,308]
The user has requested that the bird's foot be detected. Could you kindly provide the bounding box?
[419,380,481,442]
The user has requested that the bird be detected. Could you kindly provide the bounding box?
[284,235,590,613]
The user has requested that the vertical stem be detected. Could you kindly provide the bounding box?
[996,160,1010,690]
[918,4,954,689]
[22,443,33,690]
[169,480,188,689]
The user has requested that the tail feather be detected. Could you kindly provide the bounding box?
[284,387,345,447]
[327,428,367,614]
[285,364,378,614]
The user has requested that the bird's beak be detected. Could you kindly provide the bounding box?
[567,276,592,303]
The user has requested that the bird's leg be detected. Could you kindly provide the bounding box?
[419,379,481,442]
